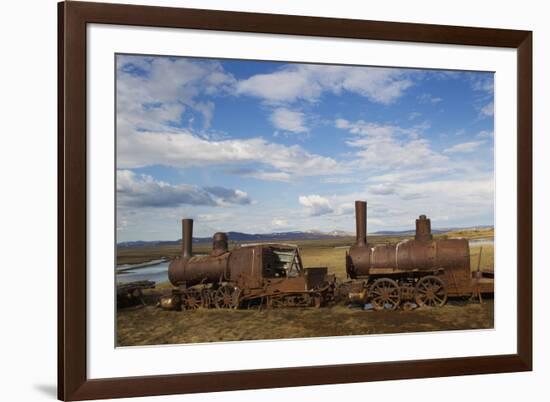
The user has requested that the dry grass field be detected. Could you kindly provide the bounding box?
[116,229,494,346]
[117,299,493,346]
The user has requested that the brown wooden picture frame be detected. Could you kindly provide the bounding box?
[58,1,532,400]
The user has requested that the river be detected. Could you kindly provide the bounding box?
[116,260,170,284]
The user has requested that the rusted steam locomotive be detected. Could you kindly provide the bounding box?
[160,200,493,311]
[161,219,336,310]
[345,201,494,310]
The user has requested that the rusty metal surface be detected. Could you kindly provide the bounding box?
[168,252,230,287]
[163,198,493,311]
[212,232,228,256]
[347,203,472,280]
[182,219,193,258]
[415,215,432,241]
[355,200,367,247]
[166,218,335,309]
[346,200,493,302]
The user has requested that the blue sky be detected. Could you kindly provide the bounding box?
[116,54,494,241]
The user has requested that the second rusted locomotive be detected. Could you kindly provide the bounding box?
[164,219,336,310]
[346,201,494,310]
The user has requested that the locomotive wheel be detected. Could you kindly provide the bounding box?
[181,288,202,310]
[214,284,241,309]
[415,276,447,308]
[267,295,285,308]
[370,278,401,311]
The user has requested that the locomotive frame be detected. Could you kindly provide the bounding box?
[58,2,532,400]
[163,219,337,311]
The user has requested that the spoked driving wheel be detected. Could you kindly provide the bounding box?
[214,284,241,309]
[415,275,447,307]
[181,288,202,310]
[370,278,401,311]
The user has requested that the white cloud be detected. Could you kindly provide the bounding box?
[480,102,494,117]
[471,75,494,93]
[117,170,251,208]
[118,130,343,178]
[271,218,289,228]
[117,55,236,132]
[269,108,308,133]
[444,140,486,154]
[298,195,334,216]
[417,93,443,104]
[369,183,396,195]
[307,174,494,231]
[368,167,451,184]
[336,119,447,171]
[203,187,252,206]
[336,118,428,139]
[237,64,412,105]
[321,177,363,184]
[224,168,292,182]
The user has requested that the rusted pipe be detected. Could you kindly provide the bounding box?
[182,219,193,258]
[355,201,367,247]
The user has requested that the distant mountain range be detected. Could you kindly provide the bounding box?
[117,225,493,248]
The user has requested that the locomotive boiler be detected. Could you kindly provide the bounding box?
[346,201,494,310]
[163,219,336,310]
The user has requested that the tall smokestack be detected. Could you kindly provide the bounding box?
[182,219,193,258]
[355,201,367,247]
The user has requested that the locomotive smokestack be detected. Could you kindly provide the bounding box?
[211,232,228,257]
[355,201,367,247]
[415,215,432,241]
[182,219,193,258]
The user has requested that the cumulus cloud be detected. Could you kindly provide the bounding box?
[269,108,308,133]
[117,55,236,132]
[444,140,486,154]
[309,174,494,231]
[335,118,428,139]
[118,130,343,177]
[298,195,334,216]
[117,170,250,208]
[203,186,252,206]
[237,64,413,105]
[336,119,447,171]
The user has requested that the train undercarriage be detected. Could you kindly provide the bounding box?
[164,281,335,310]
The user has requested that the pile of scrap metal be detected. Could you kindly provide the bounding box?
[117,280,155,308]
[159,200,494,312]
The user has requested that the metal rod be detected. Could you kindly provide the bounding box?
[477,246,483,272]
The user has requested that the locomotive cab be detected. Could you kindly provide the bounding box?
[241,243,303,278]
